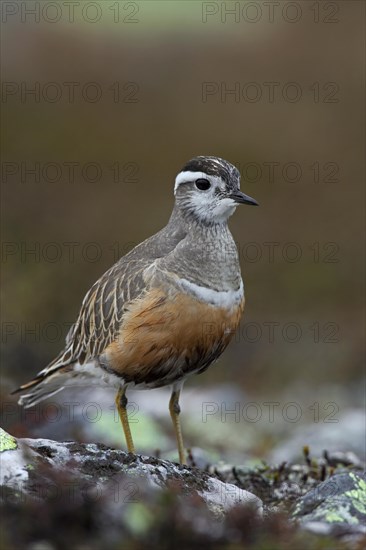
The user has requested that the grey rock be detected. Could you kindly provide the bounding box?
[292,471,366,538]
[0,428,262,518]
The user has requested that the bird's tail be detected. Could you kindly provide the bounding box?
[11,351,73,408]
[14,375,67,408]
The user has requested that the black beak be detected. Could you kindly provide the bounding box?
[230,191,258,206]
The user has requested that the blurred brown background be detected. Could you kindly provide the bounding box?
[1,1,364,460]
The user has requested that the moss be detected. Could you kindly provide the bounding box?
[0,428,17,452]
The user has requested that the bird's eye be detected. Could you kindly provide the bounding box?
[195,178,211,191]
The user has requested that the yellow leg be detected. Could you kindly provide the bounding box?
[169,388,186,465]
[116,387,135,454]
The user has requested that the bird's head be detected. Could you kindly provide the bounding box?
[174,156,258,225]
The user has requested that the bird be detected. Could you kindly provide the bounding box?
[13,156,258,464]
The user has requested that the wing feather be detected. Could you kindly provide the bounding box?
[38,262,149,378]
[30,220,188,380]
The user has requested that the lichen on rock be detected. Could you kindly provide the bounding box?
[292,471,366,537]
[0,427,17,452]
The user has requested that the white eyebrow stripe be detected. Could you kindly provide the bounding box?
[174,171,210,193]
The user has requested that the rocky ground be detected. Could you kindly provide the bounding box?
[1,427,365,550]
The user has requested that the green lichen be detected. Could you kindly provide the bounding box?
[322,509,345,523]
[0,428,17,452]
[320,503,359,525]
[294,472,366,526]
[344,473,366,515]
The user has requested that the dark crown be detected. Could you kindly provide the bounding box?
[181,156,240,188]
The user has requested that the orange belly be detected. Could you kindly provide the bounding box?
[105,287,244,387]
